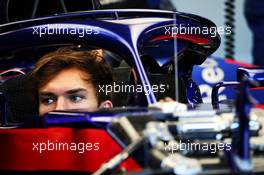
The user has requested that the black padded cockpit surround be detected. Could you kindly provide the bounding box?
[0,74,39,125]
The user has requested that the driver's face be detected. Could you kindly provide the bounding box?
[38,67,98,116]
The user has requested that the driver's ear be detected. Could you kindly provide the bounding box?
[99,100,113,109]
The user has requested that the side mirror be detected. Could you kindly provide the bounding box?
[211,67,264,110]
[237,67,264,87]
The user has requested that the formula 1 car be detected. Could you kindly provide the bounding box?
[0,5,264,175]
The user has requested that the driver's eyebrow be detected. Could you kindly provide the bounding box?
[66,88,87,95]
[39,92,55,97]
[39,89,87,96]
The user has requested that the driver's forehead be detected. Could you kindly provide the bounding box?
[39,67,94,95]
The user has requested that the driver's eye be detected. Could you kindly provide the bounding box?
[40,97,55,105]
[69,94,85,103]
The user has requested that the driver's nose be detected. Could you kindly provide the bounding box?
[55,97,66,111]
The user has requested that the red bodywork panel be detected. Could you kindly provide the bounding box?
[256,104,264,109]
[150,34,210,45]
[0,127,141,173]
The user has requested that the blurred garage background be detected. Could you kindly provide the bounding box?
[172,0,252,64]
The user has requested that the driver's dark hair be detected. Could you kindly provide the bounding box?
[31,47,113,104]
